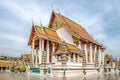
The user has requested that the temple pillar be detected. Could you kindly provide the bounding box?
[38,39,42,64]
[68,54,71,62]
[101,49,104,66]
[73,53,76,62]
[35,48,38,67]
[94,45,97,64]
[41,40,44,64]
[77,54,79,62]
[55,55,57,62]
[52,43,55,63]
[78,41,81,49]
[1,67,2,72]
[99,47,101,66]
[41,40,44,52]
[84,43,88,63]
[46,40,50,63]
[31,39,35,66]
[90,44,93,63]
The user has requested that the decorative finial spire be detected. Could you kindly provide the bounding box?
[51,4,54,12]
[32,19,35,27]
[40,19,42,26]
[32,19,34,25]
[58,8,61,14]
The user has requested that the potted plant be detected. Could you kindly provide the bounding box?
[10,66,15,72]
[104,67,107,73]
[108,67,111,72]
[19,66,26,72]
[96,68,100,76]
[82,68,86,78]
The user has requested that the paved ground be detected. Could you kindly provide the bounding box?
[0,72,120,80]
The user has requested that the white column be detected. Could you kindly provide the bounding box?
[78,41,81,49]
[1,67,2,72]
[94,45,97,64]
[35,48,38,67]
[73,53,76,62]
[68,54,71,62]
[38,39,42,64]
[46,40,49,63]
[99,47,101,66]
[77,54,79,62]
[31,39,35,65]
[84,43,88,63]
[41,40,44,52]
[41,40,44,64]
[55,55,57,62]
[101,49,104,66]
[52,43,55,63]
[35,49,37,67]
[90,44,93,63]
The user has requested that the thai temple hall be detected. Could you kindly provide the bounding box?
[28,10,105,76]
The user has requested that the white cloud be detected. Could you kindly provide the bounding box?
[0,0,50,26]
[0,32,27,44]
[104,35,120,58]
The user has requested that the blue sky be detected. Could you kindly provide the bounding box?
[0,0,120,59]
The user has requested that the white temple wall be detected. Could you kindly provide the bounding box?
[56,27,74,44]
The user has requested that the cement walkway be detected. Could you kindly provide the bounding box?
[0,71,120,80]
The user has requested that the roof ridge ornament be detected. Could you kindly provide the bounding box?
[32,19,34,26]
[58,8,61,15]
[40,19,42,27]
[51,4,54,12]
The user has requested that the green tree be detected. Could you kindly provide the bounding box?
[19,66,26,72]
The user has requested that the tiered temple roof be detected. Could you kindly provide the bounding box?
[0,60,22,67]
[105,55,115,62]
[28,25,60,45]
[54,43,82,56]
[28,10,105,55]
[48,10,104,47]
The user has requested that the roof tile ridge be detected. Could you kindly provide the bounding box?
[58,13,85,30]
[45,27,56,32]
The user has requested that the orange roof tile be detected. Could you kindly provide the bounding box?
[105,55,115,62]
[0,60,22,67]
[48,11,103,47]
[54,43,82,56]
[44,28,58,38]
[36,27,44,35]
[67,44,77,51]
[35,26,60,43]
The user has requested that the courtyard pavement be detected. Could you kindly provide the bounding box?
[0,71,120,80]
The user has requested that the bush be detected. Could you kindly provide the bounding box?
[104,67,107,72]
[119,68,120,71]
[83,68,86,75]
[108,68,111,72]
[97,68,100,73]
[19,66,26,72]
[114,67,116,71]
[10,66,15,72]
[43,69,47,74]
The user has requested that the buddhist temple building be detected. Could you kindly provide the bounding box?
[28,10,105,76]
[104,54,116,68]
